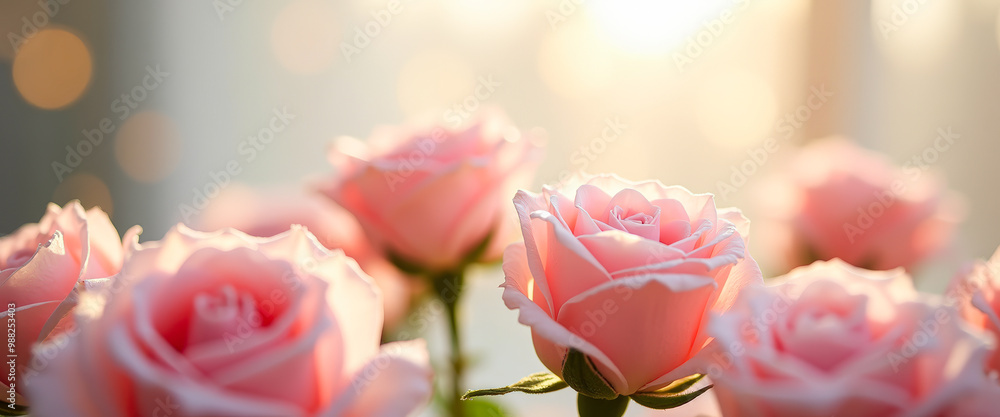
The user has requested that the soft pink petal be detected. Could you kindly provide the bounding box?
[332,340,433,417]
[557,276,717,394]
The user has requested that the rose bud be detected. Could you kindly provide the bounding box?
[316,110,541,274]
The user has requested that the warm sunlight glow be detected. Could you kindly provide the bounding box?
[586,0,734,56]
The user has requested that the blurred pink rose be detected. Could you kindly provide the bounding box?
[756,138,962,273]
[0,201,134,406]
[27,225,432,417]
[949,246,1000,374]
[195,183,421,331]
[317,111,541,272]
[709,259,993,417]
[502,174,762,396]
[934,380,1000,417]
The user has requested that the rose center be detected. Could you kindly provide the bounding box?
[781,306,871,372]
[188,285,264,347]
[610,205,654,225]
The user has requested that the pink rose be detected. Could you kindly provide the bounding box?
[756,138,962,273]
[0,201,133,406]
[317,110,541,272]
[935,381,1000,417]
[502,174,762,397]
[949,246,1000,374]
[195,183,422,331]
[709,259,993,417]
[27,225,432,417]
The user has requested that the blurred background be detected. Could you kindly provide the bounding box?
[1,0,998,415]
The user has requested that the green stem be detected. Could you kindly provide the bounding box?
[434,270,466,417]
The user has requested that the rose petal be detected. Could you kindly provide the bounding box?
[329,340,433,417]
[557,275,717,394]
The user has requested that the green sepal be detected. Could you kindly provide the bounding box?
[577,393,628,417]
[629,373,713,410]
[462,372,568,399]
[562,348,618,400]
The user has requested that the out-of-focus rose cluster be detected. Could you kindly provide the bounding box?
[4,113,998,417]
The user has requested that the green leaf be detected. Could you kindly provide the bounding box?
[577,393,628,417]
[462,372,568,399]
[463,397,511,417]
[629,383,713,410]
[562,349,618,400]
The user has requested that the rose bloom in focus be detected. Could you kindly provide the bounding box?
[316,110,541,273]
[949,245,1000,375]
[27,225,432,417]
[755,138,962,274]
[195,183,421,331]
[502,174,762,397]
[0,201,136,407]
[709,259,996,417]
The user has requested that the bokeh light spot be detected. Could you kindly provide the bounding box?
[114,111,181,183]
[12,28,92,110]
[52,172,113,216]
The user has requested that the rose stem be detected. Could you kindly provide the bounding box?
[434,269,466,417]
